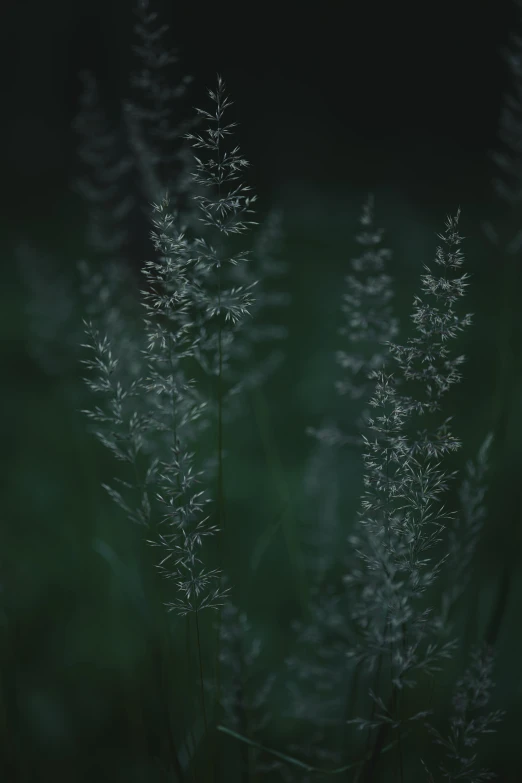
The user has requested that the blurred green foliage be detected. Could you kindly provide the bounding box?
[2,182,521,781]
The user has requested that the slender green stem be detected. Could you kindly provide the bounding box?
[236,651,251,783]
[249,387,308,615]
[217,282,224,536]
[217,724,400,776]
[482,248,521,650]
[195,610,208,735]
[361,427,392,781]
[185,615,198,783]
[342,660,363,781]
[362,690,397,783]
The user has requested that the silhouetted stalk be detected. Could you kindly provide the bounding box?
[195,609,212,783]
[484,487,520,647]
[185,615,198,783]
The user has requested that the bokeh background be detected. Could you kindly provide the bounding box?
[2,0,522,780]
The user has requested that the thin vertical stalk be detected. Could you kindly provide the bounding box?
[195,610,209,734]
[250,387,308,615]
[195,608,213,783]
[184,616,198,783]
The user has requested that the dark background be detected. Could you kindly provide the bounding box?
[2,0,522,781]
[2,0,513,229]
